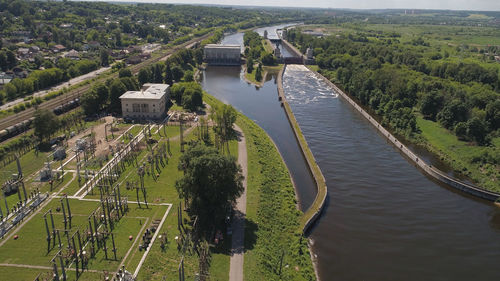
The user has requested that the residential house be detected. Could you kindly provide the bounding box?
[29,46,40,53]
[52,44,66,53]
[65,49,80,60]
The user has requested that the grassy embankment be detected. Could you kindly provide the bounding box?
[204,93,315,281]
[416,117,499,192]
[282,98,327,229]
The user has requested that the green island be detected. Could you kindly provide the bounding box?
[243,31,282,86]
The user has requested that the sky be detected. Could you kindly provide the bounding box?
[96,0,500,11]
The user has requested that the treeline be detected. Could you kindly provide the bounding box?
[0,59,98,102]
[287,28,499,145]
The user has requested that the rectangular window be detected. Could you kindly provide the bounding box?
[132,104,140,112]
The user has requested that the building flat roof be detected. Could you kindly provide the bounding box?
[119,83,169,100]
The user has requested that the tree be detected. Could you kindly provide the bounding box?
[420,91,443,121]
[255,63,262,82]
[119,68,132,78]
[211,104,237,153]
[3,83,17,100]
[170,83,185,104]
[261,52,276,66]
[467,117,488,145]
[108,80,127,114]
[437,99,468,129]
[120,77,139,91]
[183,70,194,82]
[454,122,468,140]
[164,63,173,85]
[246,58,254,73]
[182,86,203,111]
[171,64,184,82]
[81,83,109,116]
[100,49,109,66]
[138,68,150,85]
[152,63,163,83]
[485,100,500,131]
[5,50,16,69]
[0,52,7,71]
[176,143,244,232]
[33,109,59,142]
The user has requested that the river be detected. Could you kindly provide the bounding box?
[202,27,500,281]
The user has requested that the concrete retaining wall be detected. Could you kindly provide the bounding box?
[277,65,328,234]
[311,70,500,202]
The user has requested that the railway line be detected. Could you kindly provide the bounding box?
[0,32,212,132]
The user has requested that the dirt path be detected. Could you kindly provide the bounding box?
[229,124,247,281]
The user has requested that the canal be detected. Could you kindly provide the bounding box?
[202,27,500,281]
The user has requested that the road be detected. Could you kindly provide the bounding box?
[229,124,248,281]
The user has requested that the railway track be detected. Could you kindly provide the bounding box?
[0,32,212,131]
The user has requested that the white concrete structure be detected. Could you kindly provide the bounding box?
[204,44,241,65]
[120,83,170,120]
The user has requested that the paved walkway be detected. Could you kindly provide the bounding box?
[229,125,248,281]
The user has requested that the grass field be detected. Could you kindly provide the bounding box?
[0,112,238,280]
[307,23,500,47]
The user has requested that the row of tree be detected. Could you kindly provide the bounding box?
[1,59,99,102]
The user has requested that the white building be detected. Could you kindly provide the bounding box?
[204,44,241,65]
[119,83,170,120]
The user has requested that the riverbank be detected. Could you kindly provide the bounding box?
[276,65,328,232]
[203,92,316,281]
[308,67,500,202]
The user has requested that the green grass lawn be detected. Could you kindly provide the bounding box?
[0,150,49,183]
[263,39,274,53]
[416,117,499,192]
[168,101,185,112]
[0,198,172,280]
[0,170,74,218]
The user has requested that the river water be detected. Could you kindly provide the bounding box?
[203,28,500,281]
